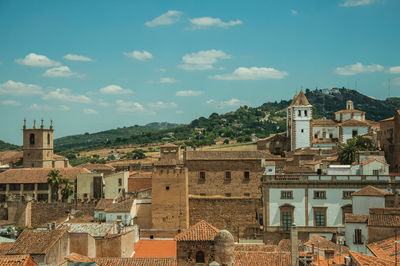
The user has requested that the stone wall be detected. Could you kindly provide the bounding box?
[30,202,96,227]
[189,196,262,241]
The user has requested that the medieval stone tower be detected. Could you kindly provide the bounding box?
[23,119,54,168]
[151,143,189,230]
[287,90,312,151]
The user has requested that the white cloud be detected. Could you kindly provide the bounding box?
[176,90,204,96]
[145,10,182,27]
[123,50,153,61]
[100,85,133,95]
[83,108,98,114]
[15,53,60,67]
[43,66,79,78]
[60,105,70,111]
[148,101,178,109]
[291,9,298,15]
[178,49,231,71]
[210,66,288,80]
[63,54,93,62]
[339,0,375,7]
[206,98,243,109]
[389,66,400,74]
[43,88,92,103]
[335,62,384,75]
[1,100,20,106]
[160,77,178,84]
[29,103,70,111]
[99,100,111,107]
[0,80,43,96]
[188,17,242,30]
[116,100,147,113]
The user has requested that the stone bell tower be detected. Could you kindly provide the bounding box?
[23,119,54,168]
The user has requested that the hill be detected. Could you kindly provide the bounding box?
[53,88,400,156]
[0,140,21,151]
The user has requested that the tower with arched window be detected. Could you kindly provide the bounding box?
[287,90,312,151]
[22,119,55,168]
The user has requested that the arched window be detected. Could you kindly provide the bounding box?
[298,110,301,117]
[195,251,205,263]
[29,133,35,145]
[304,110,308,117]
[47,133,50,145]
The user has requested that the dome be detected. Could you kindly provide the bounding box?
[214,230,234,244]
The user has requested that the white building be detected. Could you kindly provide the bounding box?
[104,171,129,199]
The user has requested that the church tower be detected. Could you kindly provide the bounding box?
[23,119,54,168]
[287,90,312,151]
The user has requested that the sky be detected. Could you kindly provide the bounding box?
[1,0,400,145]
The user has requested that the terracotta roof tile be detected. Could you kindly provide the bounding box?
[93,257,177,266]
[234,244,277,252]
[95,199,114,210]
[345,214,369,223]
[312,119,338,127]
[128,177,152,192]
[0,152,23,164]
[368,214,400,227]
[184,151,270,160]
[234,251,291,265]
[133,240,176,258]
[360,158,389,166]
[349,250,395,265]
[367,236,400,260]
[304,235,349,254]
[0,243,13,255]
[0,168,91,184]
[105,199,135,213]
[277,239,306,253]
[339,119,369,127]
[60,252,93,264]
[311,254,347,266]
[335,109,364,114]
[7,229,67,255]
[352,186,391,197]
[61,222,115,237]
[77,163,115,170]
[175,220,219,241]
[0,254,37,266]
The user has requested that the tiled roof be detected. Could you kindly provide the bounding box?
[335,109,364,114]
[311,254,347,266]
[277,239,306,253]
[339,119,370,127]
[0,243,13,255]
[0,152,23,164]
[360,158,389,166]
[61,222,115,237]
[175,220,219,241]
[289,91,298,106]
[128,177,152,192]
[7,229,67,255]
[77,163,115,170]
[345,214,369,223]
[349,250,395,266]
[93,257,177,266]
[184,151,269,160]
[312,119,338,127]
[234,244,277,252]
[133,240,176,258]
[291,90,311,106]
[304,235,349,254]
[352,186,391,197]
[0,167,91,184]
[367,236,400,260]
[234,251,291,266]
[105,199,135,213]
[368,213,400,227]
[60,252,93,263]
[0,254,37,266]
[380,116,395,122]
[95,199,114,210]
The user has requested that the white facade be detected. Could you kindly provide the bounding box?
[352,196,385,215]
[342,126,369,144]
[360,160,389,175]
[312,126,339,140]
[105,199,136,225]
[345,223,369,253]
[293,107,312,150]
[104,171,129,199]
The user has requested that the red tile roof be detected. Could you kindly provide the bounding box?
[175,220,219,241]
[133,240,176,258]
[345,214,369,223]
[311,254,347,266]
[0,152,23,164]
[234,250,291,265]
[335,109,364,114]
[76,163,115,170]
[291,90,311,106]
[367,236,400,260]
[368,213,400,227]
[93,257,177,266]
[128,177,152,192]
[0,254,37,266]
[0,243,13,255]
[234,244,277,252]
[339,119,369,127]
[0,168,91,184]
[7,229,67,255]
[312,119,338,127]
[59,252,93,264]
[304,235,349,254]
[352,186,392,197]
[95,199,114,210]
[349,250,395,265]
[105,199,135,213]
[360,158,389,166]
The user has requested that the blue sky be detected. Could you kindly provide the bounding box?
[1,0,400,145]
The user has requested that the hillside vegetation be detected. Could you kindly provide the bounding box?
[0,140,21,151]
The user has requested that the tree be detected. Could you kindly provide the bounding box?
[47,169,61,201]
[132,149,146,159]
[338,136,375,164]
[59,178,74,202]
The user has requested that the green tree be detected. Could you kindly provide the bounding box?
[59,178,74,202]
[338,136,375,164]
[47,169,61,201]
[132,149,146,159]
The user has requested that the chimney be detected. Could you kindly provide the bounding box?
[291,223,298,266]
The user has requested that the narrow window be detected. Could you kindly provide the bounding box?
[352,130,358,137]
[354,229,362,244]
[195,251,205,263]
[165,186,170,191]
[298,110,301,116]
[314,208,326,226]
[301,129,304,133]
[225,193,231,197]
[244,171,250,179]
[304,110,308,117]
[118,178,122,186]
[244,193,250,197]
[329,133,333,139]
[314,191,326,199]
[373,169,379,175]
[199,171,206,180]
[281,191,293,199]
[282,212,292,231]
[342,191,354,199]
[225,171,231,180]
[47,133,50,145]
[29,133,35,145]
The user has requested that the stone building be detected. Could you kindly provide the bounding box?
[379,110,400,172]
[22,119,70,168]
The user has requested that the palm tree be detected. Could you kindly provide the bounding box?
[59,178,74,202]
[338,136,375,164]
[47,169,61,201]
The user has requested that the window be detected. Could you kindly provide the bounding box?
[117,215,122,221]
[225,171,231,180]
[314,208,327,226]
[200,193,206,196]
[354,229,363,244]
[342,191,354,199]
[38,183,48,190]
[298,110,301,116]
[244,171,250,179]
[313,191,326,199]
[23,184,34,191]
[37,194,48,202]
[0,194,5,202]
[0,185,6,191]
[280,204,294,232]
[314,134,318,139]
[47,133,50,145]
[352,130,358,137]
[244,193,250,197]
[9,184,20,191]
[118,188,121,193]
[329,133,333,139]
[342,204,352,224]
[225,193,231,197]
[195,251,205,263]
[281,191,293,199]
[373,169,379,175]
[118,178,122,186]
[165,186,170,191]
[199,171,206,180]
[301,129,304,133]
[304,110,308,117]
[29,133,35,145]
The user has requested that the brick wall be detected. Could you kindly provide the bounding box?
[30,202,96,227]
[189,197,262,241]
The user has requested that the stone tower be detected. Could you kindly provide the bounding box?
[23,119,54,168]
[151,144,189,230]
[346,99,354,110]
[287,90,312,151]
[214,230,235,266]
